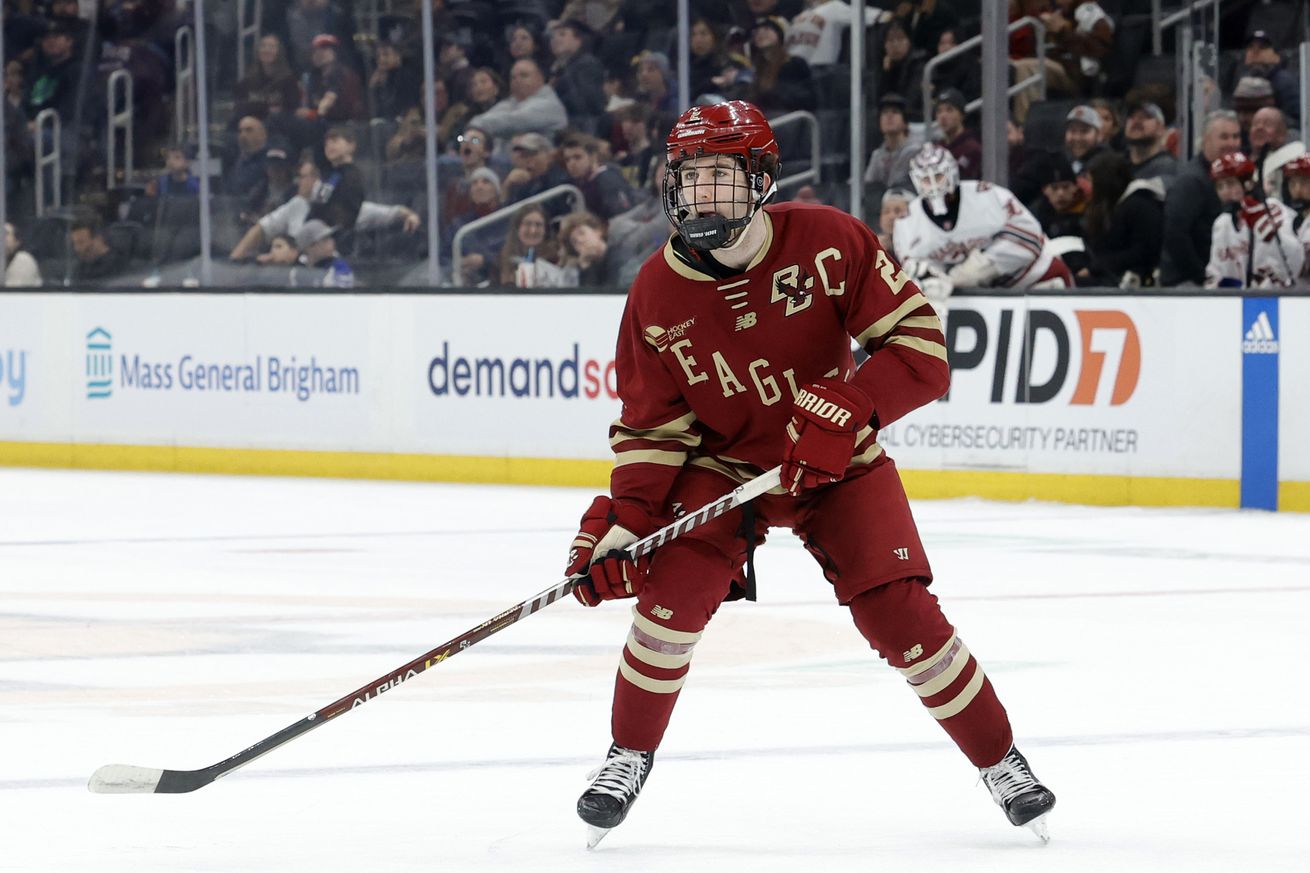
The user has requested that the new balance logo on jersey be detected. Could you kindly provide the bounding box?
[1243,311,1279,354]
[651,605,674,620]
[734,313,758,331]
[892,547,910,560]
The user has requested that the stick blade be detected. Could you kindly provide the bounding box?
[88,764,165,794]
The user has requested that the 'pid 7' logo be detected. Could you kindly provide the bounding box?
[942,307,1141,405]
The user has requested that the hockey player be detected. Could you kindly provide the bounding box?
[1204,151,1304,288]
[893,143,1072,301]
[566,101,1055,848]
[1281,154,1310,279]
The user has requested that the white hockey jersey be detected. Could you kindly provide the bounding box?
[1204,198,1305,288]
[1296,213,1310,281]
[891,180,1056,288]
[786,2,883,66]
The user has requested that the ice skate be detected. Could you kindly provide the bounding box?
[577,743,654,848]
[979,746,1056,842]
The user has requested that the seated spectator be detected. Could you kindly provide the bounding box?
[1091,99,1123,153]
[896,0,953,54]
[224,116,271,199]
[442,126,497,225]
[1064,105,1105,175]
[548,18,607,135]
[561,133,638,219]
[633,51,678,116]
[877,187,913,254]
[1009,1,1075,122]
[368,39,421,122]
[244,145,296,221]
[501,23,550,80]
[437,30,476,105]
[1080,151,1165,288]
[864,93,922,192]
[449,167,506,285]
[747,16,816,113]
[234,34,302,123]
[286,0,356,72]
[933,89,981,180]
[69,216,128,282]
[309,126,365,231]
[559,211,623,285]
[5,59,26,117]
[299,34,365,124]
[1041,0,1114,96]
[1007,118,1047,208]
[231,155,416,259]
[25,18,81,124]
[614,104,657,190]
[467,58,568,143]
[496,203,570,288]
[146,144,200,200]
[4,222,42,286]
[257,234,300,265]
[459,67,506,127]
[293,219,354,287]
[1031,153,1089,241]
[928,26,981,105]
[1123,101,1177,182]
[385,105,428,161]
[1231,77,1276,151]
[503,132,571,214]
[1249,108,1306,200]
[688,17,730,100]
[1161,110,1242,286]
[607,155,673,284]
[1204,152,1302,288]
[788,0,883,67]
[881,20,926,122]
[1234,31,1300,127]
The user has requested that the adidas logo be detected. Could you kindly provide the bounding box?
[1243,311,1279,354]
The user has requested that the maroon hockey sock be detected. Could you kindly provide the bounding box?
[848,579,1014,768]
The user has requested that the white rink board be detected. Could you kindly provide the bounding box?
[1280,298,1310,483]
[883,297,1241,479]
[0,293,627,460]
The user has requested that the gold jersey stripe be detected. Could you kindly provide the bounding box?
[897,315,943,331]
[618,656,687,694]
[899,633,958,678]
[610,411,700,447]
[926,662,986,720]
[626,631,696,669]
[631,606,704,645]
[687,456,792,495]
[614,449,688,468]
[884,334,949,362]
[850,440,886,467]
[912,643,972,698]
[854,293,932,346]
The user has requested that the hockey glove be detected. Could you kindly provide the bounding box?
[1240,196,1280,242]
[566,496,652,606]
[947,248,1002,288]
[781,378,874,495]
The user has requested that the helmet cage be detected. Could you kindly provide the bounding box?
[662,146,778,251]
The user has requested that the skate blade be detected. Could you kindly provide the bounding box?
[1025,814,1050,843]
[585,825,612,849]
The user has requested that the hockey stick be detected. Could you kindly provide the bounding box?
[88,465,783,795]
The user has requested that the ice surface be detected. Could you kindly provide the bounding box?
[1,468,1307,872]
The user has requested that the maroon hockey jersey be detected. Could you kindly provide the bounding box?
[609,202,949,518]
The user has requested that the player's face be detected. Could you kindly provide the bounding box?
[1287,176,1310,203]
[1215,177,1245,204]
[677,155,752,222]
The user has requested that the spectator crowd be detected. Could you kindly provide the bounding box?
[1,0,1307,290]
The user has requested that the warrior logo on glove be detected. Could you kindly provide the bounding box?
[781,377,874,495]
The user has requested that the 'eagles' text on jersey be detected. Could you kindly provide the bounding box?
[609,202,949,518]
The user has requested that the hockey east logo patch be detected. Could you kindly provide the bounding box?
[644,318,696,352]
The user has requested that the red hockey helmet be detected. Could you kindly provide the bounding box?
[1282,154,1310,178]
[1210,151,1256,181]
[662,100,782,250]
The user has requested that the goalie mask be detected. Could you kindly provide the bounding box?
[663,101,780,251]
[908,143,959,217]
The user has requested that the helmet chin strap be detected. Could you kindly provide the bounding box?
[679,174,777,252]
